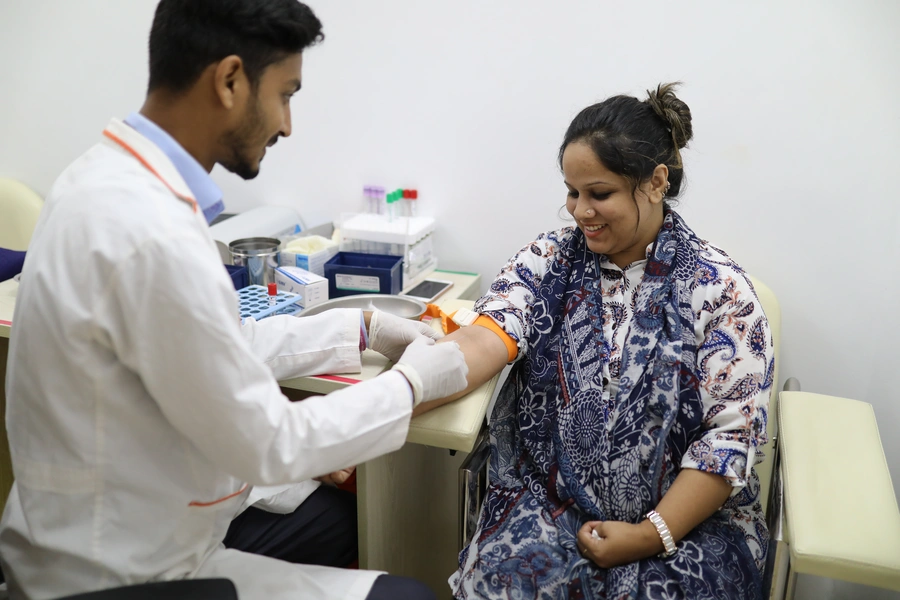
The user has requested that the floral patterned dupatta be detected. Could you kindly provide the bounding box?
[493,210,708,596]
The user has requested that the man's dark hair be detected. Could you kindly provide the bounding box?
[147,0,323,93]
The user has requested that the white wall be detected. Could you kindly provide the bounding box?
[2,2,899,598]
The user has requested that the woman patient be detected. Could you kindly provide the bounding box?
[428,83,774,599]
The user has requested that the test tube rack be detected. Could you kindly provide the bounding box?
[339,212,437,281]
[237,285,303,321]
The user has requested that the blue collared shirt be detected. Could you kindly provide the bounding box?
[124,112,225,224]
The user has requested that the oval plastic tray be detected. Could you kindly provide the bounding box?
[297,294,426,320]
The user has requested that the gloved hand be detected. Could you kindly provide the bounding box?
[368,309,442,362]
[391,337,469,405]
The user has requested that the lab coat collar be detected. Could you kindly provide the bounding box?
[123,112,224,223]
[102,118,198,213]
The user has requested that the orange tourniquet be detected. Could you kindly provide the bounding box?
[471,315,518,362]
[420,305,517,362]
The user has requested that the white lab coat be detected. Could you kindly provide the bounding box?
[0,119,414,600]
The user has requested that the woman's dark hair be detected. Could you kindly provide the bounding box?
[147,0,324,93]
[558,82,693,202]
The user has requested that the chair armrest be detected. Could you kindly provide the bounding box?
[459,426,490,550]
[779,391,900,592]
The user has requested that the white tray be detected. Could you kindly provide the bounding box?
[297,294,426,320]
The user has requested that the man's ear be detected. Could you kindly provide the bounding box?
[213,55,246,110]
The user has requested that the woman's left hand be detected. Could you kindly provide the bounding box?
[576,520,663,569]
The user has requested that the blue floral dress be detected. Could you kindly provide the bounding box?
[449,211,774,599]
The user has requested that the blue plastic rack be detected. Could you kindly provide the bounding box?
[237,285,303,321]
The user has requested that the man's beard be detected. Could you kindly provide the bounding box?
[219,96,266,180]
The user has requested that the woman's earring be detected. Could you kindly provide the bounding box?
[663,182,671,197]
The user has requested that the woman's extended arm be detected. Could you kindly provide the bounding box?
[411,234,568,416]
[412,324,509,416]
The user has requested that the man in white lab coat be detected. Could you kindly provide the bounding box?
[0,1,469,599]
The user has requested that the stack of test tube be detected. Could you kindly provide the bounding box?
[345,187,436,280]
[387,189,399,222]
[363,185,418,218]
[404,189,418,217]
[363,186,386,214]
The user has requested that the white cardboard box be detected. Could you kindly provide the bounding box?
[274,266,329,308]
[279,238,339,277]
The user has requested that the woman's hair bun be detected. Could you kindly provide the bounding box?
[646,82,693,149]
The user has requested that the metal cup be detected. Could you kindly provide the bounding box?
[229,237,280,287]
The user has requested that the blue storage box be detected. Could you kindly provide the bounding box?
[0,248,26,283]
[324,252,403,298]
[225,264,249,290]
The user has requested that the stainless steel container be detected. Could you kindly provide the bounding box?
[229,237,280,287]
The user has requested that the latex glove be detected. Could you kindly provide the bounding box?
[368,309,441,362]
[391,337,469,405]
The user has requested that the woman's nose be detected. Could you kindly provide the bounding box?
[574,198,595,220]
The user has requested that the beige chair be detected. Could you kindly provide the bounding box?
[0,178,43,251]
[749,277,781,514]
[765,381,900,598]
